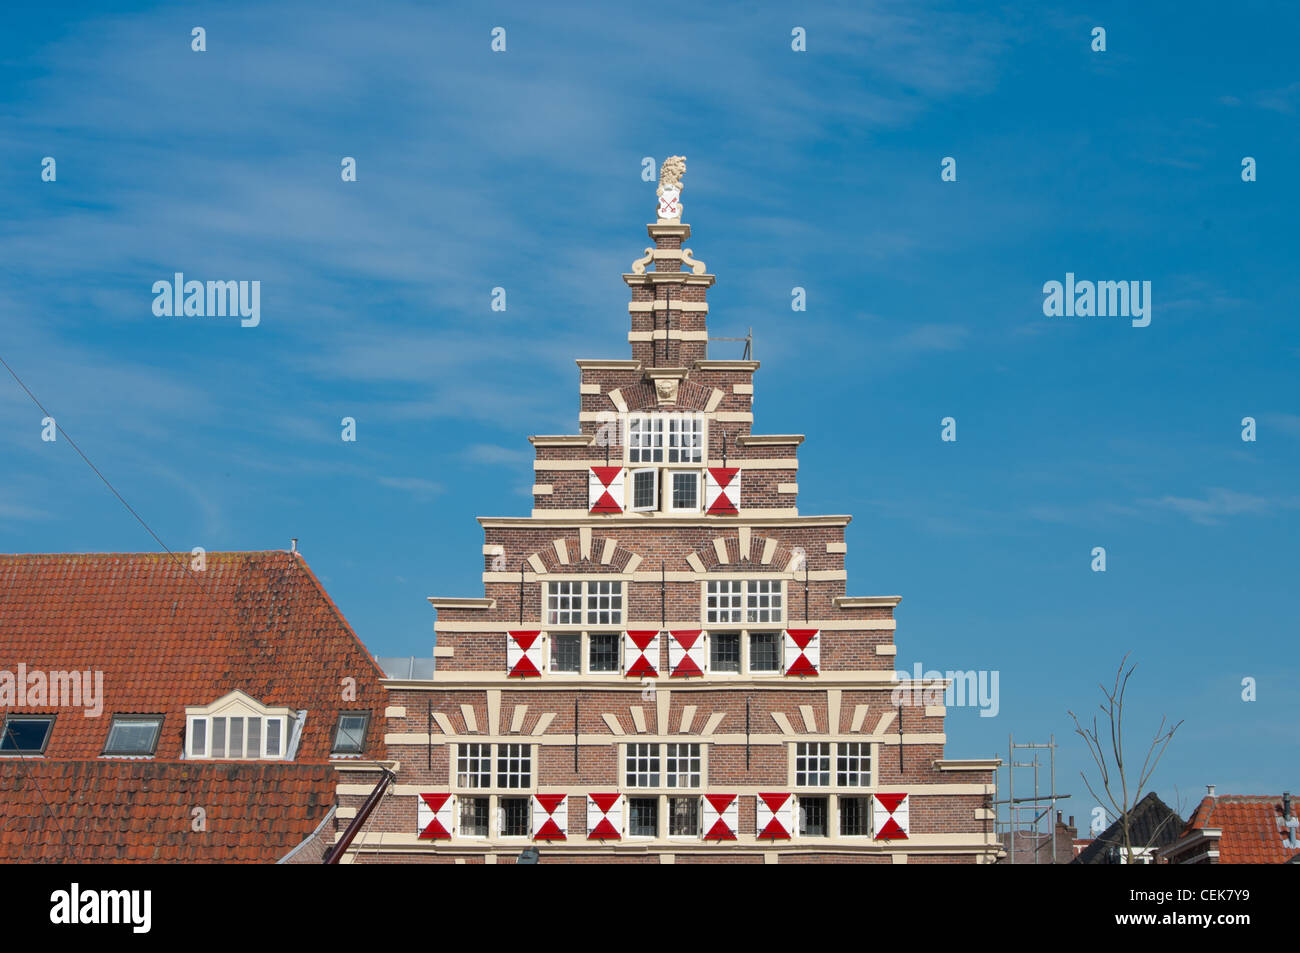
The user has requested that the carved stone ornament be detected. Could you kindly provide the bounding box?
[656,155,686,222]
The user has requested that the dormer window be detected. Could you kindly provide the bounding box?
[185,690,294,761]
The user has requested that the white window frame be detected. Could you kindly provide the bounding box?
[746,579,784,623]
[546,580,583,625]
[794,741,832,788]
[496,742,532,789]
[837,741,872,787]
[184,690,293,761]
[838,794,874,838]
[585,579,623,625]
[628,413,706,465]
[629,467,659,511]
[453,742,536,792]
[548,632,582,673]
[625,742,662,788]
[665,742,702,789]
[704,579,744,624]
[497,795,533,839]
[546,581,624,629]
[628,415,665,464]
[457,742,492,788]
[666,469,702,513]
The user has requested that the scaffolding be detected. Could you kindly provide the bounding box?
[993,734,1070,864]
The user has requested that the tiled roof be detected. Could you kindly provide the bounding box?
[0,551,387,862]
[1176,794,1298,864]
[0,760,333,862]
[0,551,385,760]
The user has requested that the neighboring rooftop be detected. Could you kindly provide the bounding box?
[1164,792,1300,864]
[0,550,387,862]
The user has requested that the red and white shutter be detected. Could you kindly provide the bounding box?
[702,794,738,841]
[507,630,543,677]
[756,792,794,840]
[783,629,820,676]
[588,466,625,514]
[417,793,454,840]
[623,630,660,678]
[705,467,740,515]
[532,794,568,841]
[587,793,623,840]
[668,630,705,677]
[874,793,909,840]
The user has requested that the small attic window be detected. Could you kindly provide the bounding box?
[104,716,163,756]
[0,715,54,755]
[331,712,369,756]
[185,690,295,761]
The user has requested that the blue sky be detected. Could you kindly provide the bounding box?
[2,1,1296,828]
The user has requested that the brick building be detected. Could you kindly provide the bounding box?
[342,158,1001,863]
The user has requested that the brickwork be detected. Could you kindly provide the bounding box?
[338,201,999,864]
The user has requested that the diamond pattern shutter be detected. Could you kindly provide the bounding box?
[587,793,623,840]
[506,630,543,677]
[874,793,909,840]
[782,629,820,676]
[623,630,660,678]
[756,792,794,840]
[417,793,454,840]
[532,793,569,841]
[705,467,740,515]
[702,794,738,841]
[667,630,705,677]
[588,466,625,514]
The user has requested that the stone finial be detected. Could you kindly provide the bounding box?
[656,156,686,222]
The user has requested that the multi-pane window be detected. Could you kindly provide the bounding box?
[551,634,580,672]
[196,715,284,760]
[546,581,582,625]
[496,743,532,788]
[710,632,740,673]
[547,581,623,626]
[628,415,665,463]
[103,716,163,756]
[0,715,54,754]
[669,471,700,511]
[625,742,661,787]
[749,632,781,671]
[837,742,872,787]
[459,796,489,837]
[630,468,658,510]
[705,580,744,623]
[628,414,704,464]
[589,633,620,672]
[840,796,872,836]
[628,797,659,836]
[795,742,831,787]
[586,580,623,625]
[665,415,704,463]
[799,796,829,837]
[669,797,700,836]
[746,580,783,623]
[500,797,531,837]
[665,743,701,788]
[457,743,492,788]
